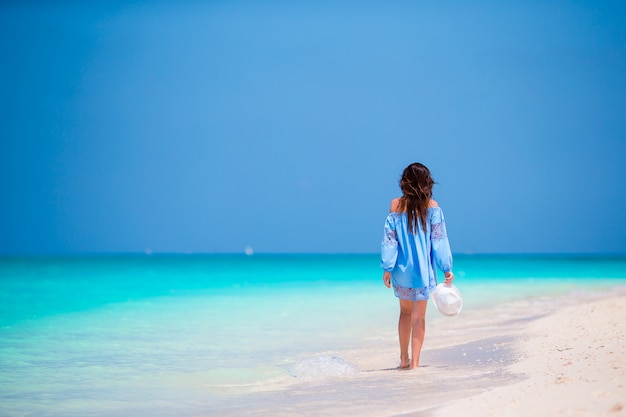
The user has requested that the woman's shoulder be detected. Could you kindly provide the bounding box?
[390,198,439,211]
[428,200,445,223]
[389,198,401,212]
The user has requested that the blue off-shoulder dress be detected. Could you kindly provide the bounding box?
[381,207,453,301]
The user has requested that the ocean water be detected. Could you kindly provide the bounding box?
[1,254,625,417]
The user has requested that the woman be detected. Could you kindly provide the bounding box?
[381,162,454,370]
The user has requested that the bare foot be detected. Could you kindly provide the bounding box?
[399,357,410,369]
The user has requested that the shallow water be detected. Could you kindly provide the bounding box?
[1,254,625,416]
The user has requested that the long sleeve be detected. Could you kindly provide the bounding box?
[430,208,452,273]
[381,214,398,271]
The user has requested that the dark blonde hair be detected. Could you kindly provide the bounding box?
[397,162,435,233]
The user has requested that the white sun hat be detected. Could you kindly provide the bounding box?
[432,283,463,316]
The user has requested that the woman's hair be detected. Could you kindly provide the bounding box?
[397,162,435,233]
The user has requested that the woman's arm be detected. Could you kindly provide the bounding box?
[430,208,453,281]
[381,214,398,276]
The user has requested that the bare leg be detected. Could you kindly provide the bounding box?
[398,299,413,368]
[409,300,428,369]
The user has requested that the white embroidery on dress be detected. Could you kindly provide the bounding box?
[393,284,428,300]
[382,230,397,246]
[431,222,447,240]
[392,272,437,301]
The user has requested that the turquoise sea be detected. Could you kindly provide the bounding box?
[1,254,625,416]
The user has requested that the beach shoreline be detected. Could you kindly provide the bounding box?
[1,255,625,417]
[195,287,626,417]
[423,292,626,417]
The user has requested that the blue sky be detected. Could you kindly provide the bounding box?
[1,1,625,255]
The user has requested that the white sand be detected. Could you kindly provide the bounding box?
[431,295,626,417]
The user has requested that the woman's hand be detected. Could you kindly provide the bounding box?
[382,271,391,288]
[444,271,454,286]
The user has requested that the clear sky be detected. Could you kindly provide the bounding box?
[1,1,625,255]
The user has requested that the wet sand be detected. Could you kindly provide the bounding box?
[206,289,626,417]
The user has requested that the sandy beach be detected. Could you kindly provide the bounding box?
[429,294,626,417]
[192,288,626,417]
